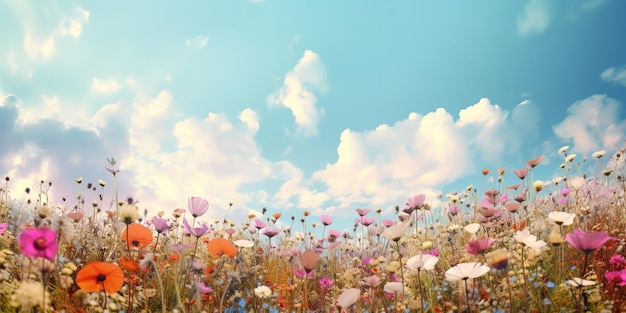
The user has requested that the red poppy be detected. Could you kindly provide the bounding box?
[207,238,237,258]
[76,262,124,294]
[121,223,153,247]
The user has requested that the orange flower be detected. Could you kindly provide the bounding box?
[207,238,237,258]
[168,253,180,262]
[272,213,282,220]
[121,223,153,247]
[204,264,216,276]
[76,262,124,294]
[482,169,490,175]
[118,256,139,273]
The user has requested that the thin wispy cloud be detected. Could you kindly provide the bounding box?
[601,66,626,87]
[186,35,209,49]
[517,0,550,36]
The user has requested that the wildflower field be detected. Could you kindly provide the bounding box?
[0,147,625,313]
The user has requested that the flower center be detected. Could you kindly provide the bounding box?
[34,237,47,250]
[97,274,106,282]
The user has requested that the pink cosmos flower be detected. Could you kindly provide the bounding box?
[262,227,281,238]
[67,211,84,223]
[320,215,333,226]
[465,237,496,255]
[254,219,267,230]
[187,196,209,218]
[566,229,613,254]
[448,204,461,216]
[0,222,7,235]
[358,216,376,226]
[407,194,426,210]
[526,155,545,168]
[19,227,58,261]
[514,166,530,180]
[356,208,370,216]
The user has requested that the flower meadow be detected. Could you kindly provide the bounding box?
[0,148,625,313]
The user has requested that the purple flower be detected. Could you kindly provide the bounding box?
[358,216,376,226]
[566,229,613,254]
[19,227,58,261]
[183,218,210,237]
[187,196,209,218]
[152,216,170,234]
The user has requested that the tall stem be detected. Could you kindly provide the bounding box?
[395,241,405,296]
[417,269,424,313]
[464,279,471,313]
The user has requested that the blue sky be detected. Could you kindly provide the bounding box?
[1,0,625,231]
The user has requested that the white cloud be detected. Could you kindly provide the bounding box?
[91,77,121,94]
[24,32,56,59]
[517,0,550,36]
[601,66,626,87]
[129,90,175,156]
[553,94,626,154]
[186,35,209,49]
[267,50,328,137]
[296,98,541,216]
[239,108,260,132]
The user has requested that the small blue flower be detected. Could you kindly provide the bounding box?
[546,281,556,289]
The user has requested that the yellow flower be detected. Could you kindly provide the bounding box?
[119,203,139,225]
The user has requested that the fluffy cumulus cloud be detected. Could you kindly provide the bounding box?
[601,66,626,87]
[0,90,294,221]
[0,94,132,208]
[267,50,328,137]
[517,0,550,36]
[276,98,541,215]
[553,94,626,154]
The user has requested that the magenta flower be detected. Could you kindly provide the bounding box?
[182,218,210,237]
[320,215,333,226]
[605,269,626,286]
[19,227,58,261]
[319,277,334,289]
[565,228,613,254]
[187,196,209,218]
[465,237,496,255]
[610,254,625,266]
[0,222,6,235]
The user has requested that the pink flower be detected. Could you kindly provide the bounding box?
[604,269,626,286]
[566,229,613,254]
[187,196,209,218]
[67,211,84,223]
[514,166,530,180]
[262,227,280,238]
[610,254,625,266]
[448,205,461,216]
[356,208,370,216]
[407,194,426,209]
[358,216,376,226]
[19,227,58,261]
[465,237,496,255]
[0,222,6,235]
[320,215,333,226]
[253,219,267,229]
[526,155,545,168]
